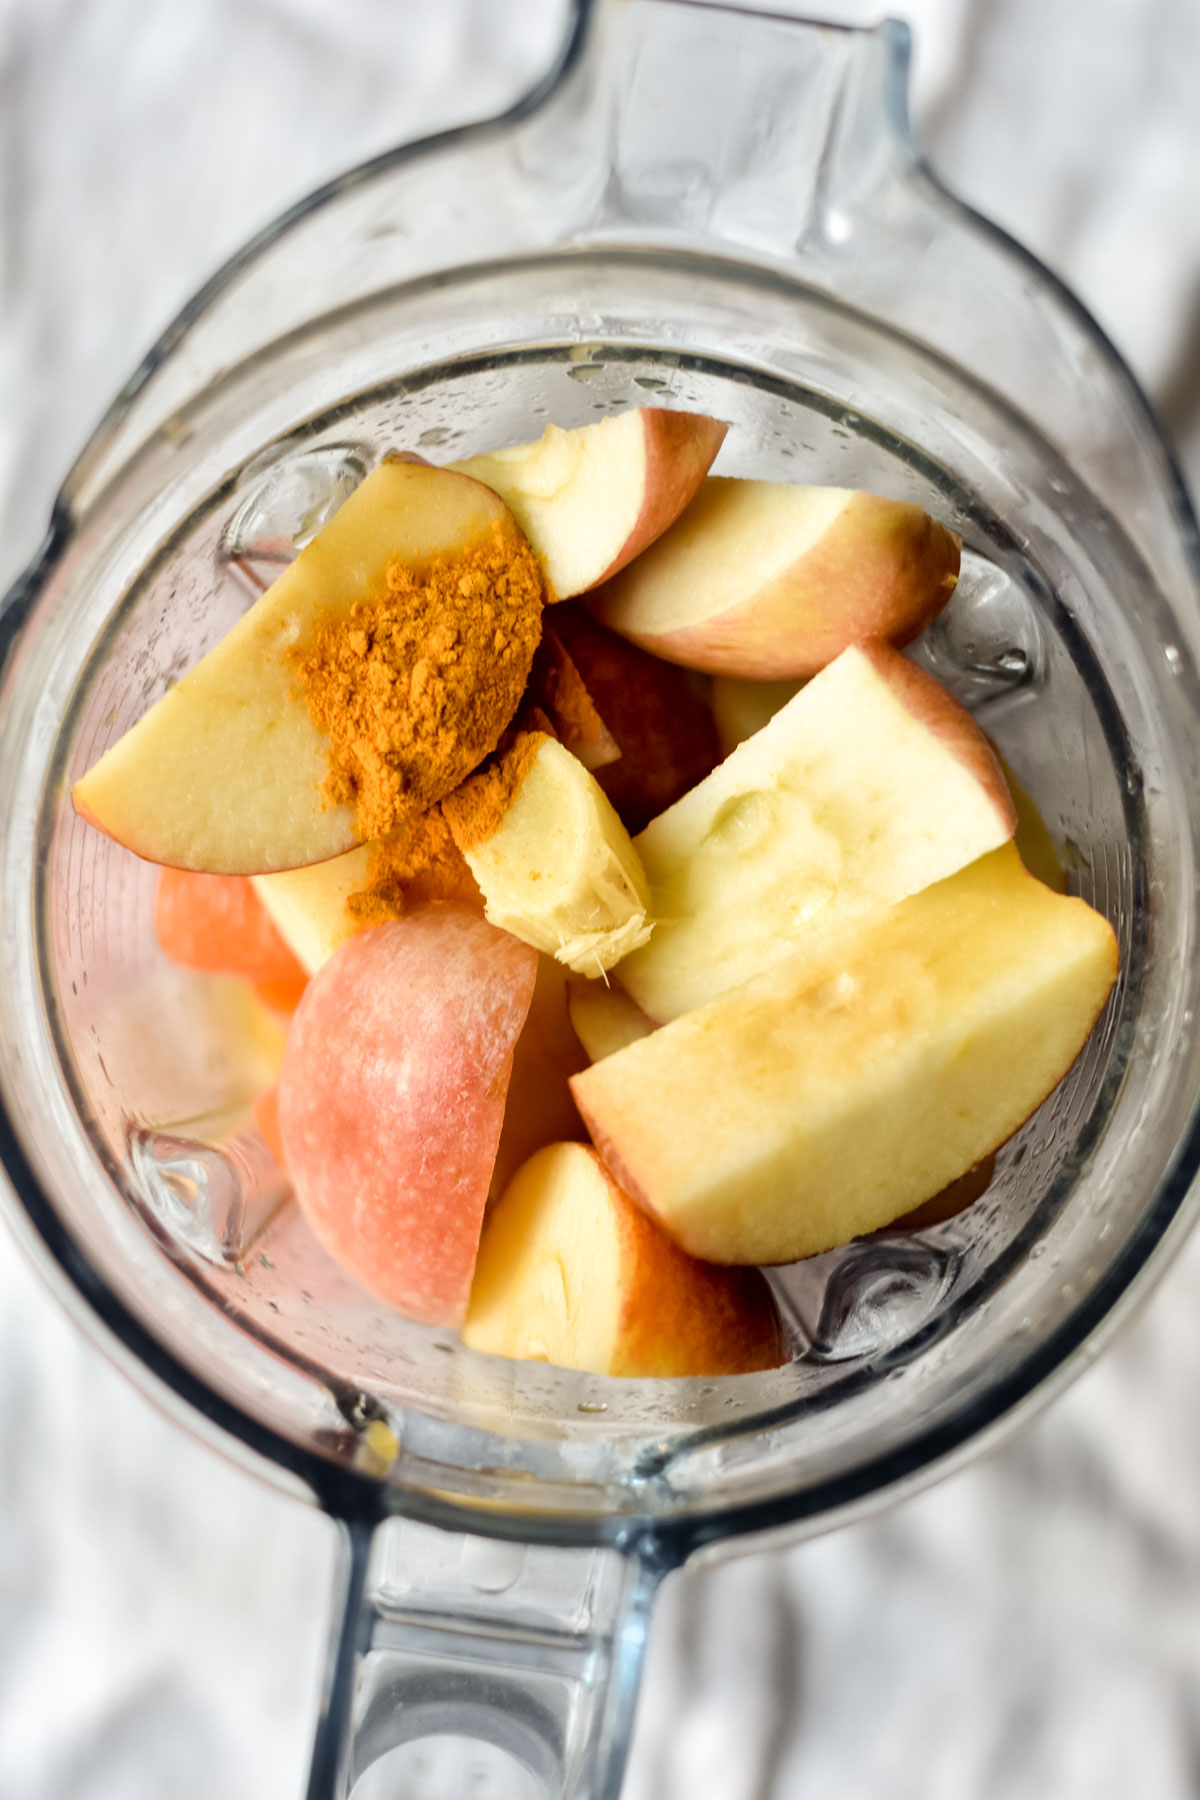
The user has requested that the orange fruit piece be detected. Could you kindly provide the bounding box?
[155,869,307,983]
[252,974,309,1018]
[252,1085,287,1168]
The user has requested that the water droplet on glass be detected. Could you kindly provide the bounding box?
[811,1240,955,1362]
[1164,643,1183,673]
[576,1399,608,1414]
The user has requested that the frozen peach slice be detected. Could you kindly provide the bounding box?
[252,1085,286,1168]
[155,869,307,983]
[451,409,727,599]
[278,907,538,1327]
[251,974,309,1018]
[549,604,721,833]
[72,460,529,874]
[463,1143,787,1378]
[591,477,960,678]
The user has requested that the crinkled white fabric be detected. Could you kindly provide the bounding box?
[1,3,1198,1795]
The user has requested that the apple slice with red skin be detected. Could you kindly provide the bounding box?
[451,408,727,600]
[573,845,1118,1266]
[278,906,538,1327]
[525,627,621,772]
[464,1143,787,1378]
[549,604,722,834]
[617,639,1018,1024]
[590,477,961,678]
[489,957,590,1201]
[73,460,536,874]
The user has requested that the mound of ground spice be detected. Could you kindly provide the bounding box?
[346,808,480,927]
[293,519,544,841]
[441,728,547,852]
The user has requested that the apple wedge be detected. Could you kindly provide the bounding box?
[252,845,374,974]
[450,408,727,599]
[573,844,1118,1266]
[525,626,621,772]
[463,1143,787,1377]
[710,674,806,755]
[279,906,538,1327]
[443,732,653,976]
[888,1157,996,1232]
[73,460,538,874]
[490,958,590,1200]
[253,812,480,974]
[549,603,722,833]
[567,981,656,1063]
[590,477,961,678]
[617,640,1017,1023]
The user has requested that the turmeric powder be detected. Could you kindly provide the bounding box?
[293,519,544,840]
[441,728,547,853]
[346,809,481,927]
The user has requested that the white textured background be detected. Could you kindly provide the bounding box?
[2,2,1200,1796]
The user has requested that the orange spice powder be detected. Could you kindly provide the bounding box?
[440,728,547,853]
[293,520,544,841]
[346,809,481,927]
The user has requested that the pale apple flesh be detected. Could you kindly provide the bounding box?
[252,844,374,974]
[451,408,727,600]
[463,1142,788,1378]
[567,980,656,1063]
[489,958,590,1201]
[444,734,653,977]
[72,460,529,874]
[617,639,1018,1024]
[574,845,1118,1266]
[591,478,961,678]
[710,674,807,755]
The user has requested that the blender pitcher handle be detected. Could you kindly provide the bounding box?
[306,1515,666,1800]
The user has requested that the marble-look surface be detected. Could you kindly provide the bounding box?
[1,2,1198,1795]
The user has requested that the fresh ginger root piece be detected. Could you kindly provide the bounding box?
[443,733,652,977]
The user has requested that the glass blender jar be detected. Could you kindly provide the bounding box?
[2,3,1200,1796]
